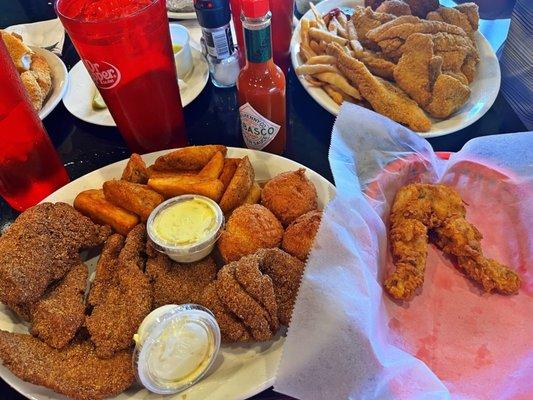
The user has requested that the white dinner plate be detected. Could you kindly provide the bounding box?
[167,11,197,20]
[290,0,501,138]
[31,46,69,120]
[62,42,209,127]
[0,147,336,400]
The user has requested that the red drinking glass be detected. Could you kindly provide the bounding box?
[0,40,70,212]
[55,0,187,153]
[230,0,295,73]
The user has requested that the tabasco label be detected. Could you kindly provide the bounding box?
[240,103,281,150]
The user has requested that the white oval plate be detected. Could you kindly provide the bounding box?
[290,0,501,138]
[0,147,336,400]
[167,11,197,20]
[31,46,69,120]
[62,42,209,127]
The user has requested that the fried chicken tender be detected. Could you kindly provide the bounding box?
[146,248,218,308]
[152,145,227,171]
[385,184,521,300]
[86,225,152,358]
[282,210,323,262]
[376,0,412,16]
[328,42,431,132]
[255,248,305,325]
[30,263,88,349]
[218,204,283,263]
[121,153,148,184]
[261,169,318,226]
[352,6,396,50]
[0,331,135,400]
[0,203,109,307]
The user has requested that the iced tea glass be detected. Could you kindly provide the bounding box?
[56,0,187,153]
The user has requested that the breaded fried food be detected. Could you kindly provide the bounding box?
[152,145,227,171]
[218,204,283,263]
[29,53,52,98]
[255,248,305,325]
[353,49,397,80]
[20,70,43,111]
[86,225,152,358]
[376,0,412,16]
[1,30,33,73]
[121,153,148,184]
[219,156,254,213]
[103,179,164,222]
[198,151,225,179]
[0,331,135,400]
[244,182,262,205]
[148,175,225,202]
[74,189,139,236]
[282,210,323,261]
[146,249,218,308]
[0,202,109,307]
[30,263,88,349]
[261,169,318,226]
[219,158,240,190]
[351,6,396,50]
[427,4,479,35]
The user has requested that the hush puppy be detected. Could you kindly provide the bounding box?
[282,210,322,261]
[218,204,283,263]
[261,169,318,226]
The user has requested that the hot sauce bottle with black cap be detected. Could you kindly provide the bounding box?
[237,0,286,155]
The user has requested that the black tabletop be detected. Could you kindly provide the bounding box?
[0,2,527,400]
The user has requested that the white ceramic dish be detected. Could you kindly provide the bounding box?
[167,11,197,20]
[0,147,336,400]
[31,46,69,120]
[290,0,501,138]
[62,41,209,127]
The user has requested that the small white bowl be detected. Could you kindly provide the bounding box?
[169,23,194,79]
[147,195,224,263]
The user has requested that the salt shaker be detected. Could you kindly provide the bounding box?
[194,0,240,88]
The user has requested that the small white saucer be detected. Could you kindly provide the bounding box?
[62,43,209,127]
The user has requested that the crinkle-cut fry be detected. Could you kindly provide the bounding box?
[314,72,362,100]
[306,55,336,65]
[309,27,348,46]
[323,85,344,105]
[304,75,326,87]
[296,64,337,75]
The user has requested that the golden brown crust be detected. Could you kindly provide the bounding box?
[121,153,148,184]
[218,204,283,263]
[219,156,254,214]
[261,169,318,227]
[152,145,227,171]
[282,210,323,261]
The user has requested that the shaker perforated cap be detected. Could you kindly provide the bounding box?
[241,0,270,18]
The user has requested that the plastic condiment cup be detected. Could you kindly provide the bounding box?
[169,23,194,79]
[147,195,224,263]
[133,304,221,394]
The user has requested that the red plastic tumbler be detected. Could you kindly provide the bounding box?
[56,0,187,153]
[0,40,69,211]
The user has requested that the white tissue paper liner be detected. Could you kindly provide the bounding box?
[275,103,533,400]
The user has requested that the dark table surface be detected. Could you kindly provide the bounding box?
[0,2,527,400]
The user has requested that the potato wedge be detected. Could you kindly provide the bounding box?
[147,166,199,179]
[74,189,139,236]
[219,156,254,213]
[103,180,164,222]
[244,182,261,205]
[198,151,224,179]
[148,175,225,202]
[152,145,227,171]
[219,158,240,190]
[121,153,148,184]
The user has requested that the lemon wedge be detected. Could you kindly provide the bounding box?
[92,89,107,110]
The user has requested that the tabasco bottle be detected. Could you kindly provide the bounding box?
[237,0,286,154]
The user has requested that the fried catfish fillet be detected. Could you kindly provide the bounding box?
[30,263,88,349]
[328,42,431,132]
[0,331,134,400]
[0,202,109,307]
[86,225,152,358]
[351,6,396,50]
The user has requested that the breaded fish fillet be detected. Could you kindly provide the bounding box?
[0,202,110,306]
[0,331,134,400]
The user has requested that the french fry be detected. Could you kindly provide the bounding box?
[331,17,348,39]
[309,20,318,29]
[346,21,363,52]
[300,18,310,44]
[304,75,326,87]
[148,175,225,202]
[152,145,227,171]
[244,182,261,205]
[315,72,361,100]
[306,55,337,65]
[74,189,139,236]
[318,40,328,53]
[219,158,240,190]
[103,180,164,222]
[323,85,344,105]
[198,151,224,179]
[121,153,148,184]
[309,40,322,55]
[295,64,337,75]
[337,12,348,29]
[309,3,326,29]
[309,28,347,46]
[299,46,315,62]
[219,156,254,213]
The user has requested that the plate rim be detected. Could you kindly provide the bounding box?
[167,11,197,20]
[289,0,502,138]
